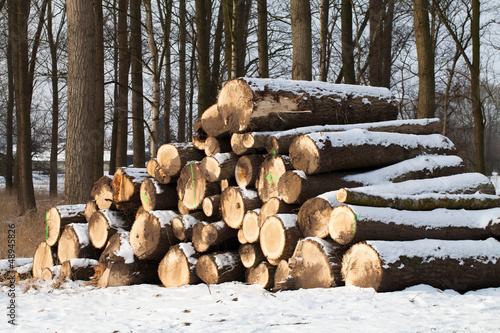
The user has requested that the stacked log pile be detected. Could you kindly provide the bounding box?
[32,78,500,293]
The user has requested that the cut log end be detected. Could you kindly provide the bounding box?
[256,155,289,203]
[221,187,246,229]
[289,135,320,174]
[158,244,199,288]
[242,210,260,243]
[33,242,56,279]
[217,79,255,133]
[336,188,348,203]
[195,255,220,285]
[88,212,110,249]
[129,213,160,260]
[239,243,265,268]
[157,144,182,176]
[46,207,61,246]
[248,262,276,289]
[329,206,356,245]
[278,171,304,205]
[297,197,332,238]
[260,216,287,260]
[341,243,382,289]
[200,156,221,183]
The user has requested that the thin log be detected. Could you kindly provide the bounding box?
[200,152,239,183]
[172,212,207,241]
[60,258,99,281]
[259,214,302,262]
[158,243,202,287]
[156,142,205,177]
[241,209,261,243]
[202,194,222,219]
[256,154,292,203]
[221,186,262,229]
[195,251,245,284]
[230,132,268,155]
[84,200,98,222]
[239,243,266,268]
[235,154,265,187]
[140,178,177,211]
[258,197,297,228]
[41,265,61,281]
[46,204,87,246]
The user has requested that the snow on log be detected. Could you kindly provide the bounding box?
[239,243,266,269]
[247,261,276,289]
[289,129,455,175]
[195,251,245,284]
[156,142,205,177]
[140,178,177,211]
[217,77,398,133]
[158,243,201,287]
[202,194,222,219]
[230,132,268,155]
[256,154,292,203]
[297,191,341,238]
[341,238,500,292]
[200,152,239,183]
[58,223,99,263]
[266,118,442,155]
[60,258,98,281]
[221,186,262,229]
[91,175,114,210]
[88,210,131,249]
[45,204,87,246]
[235,154,265,187]
[287,237,346,289]
[260,214,302,263]
[129,210,179,260]
[329,205,500,246]
[177,162,220,211]
[33,242,58,279]
[204,137,232,156]
[241,209,261,243]
[112,167,149,203]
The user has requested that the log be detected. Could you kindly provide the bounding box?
[341,238,500,292]
[200,103,228,138]
[273,259,299,291]
[91,175,114,210]
[156,142,205,177]
[60,258,99,281]
[220,178,237,192]
[84,200,98,222]
[129,210,179,260]
[247,261,276,289]
[192,117,208,150]
[202,194,221,219]
[172,213,202,241]
[329,205,500,245]
[158,243,202,287]
[287,237,345,288]
[146,158,172,184]
[46,204,87,246]
[177,162,220,210]
[112,167,149,203]
[204,137,232,156]
[239,243,266,268]
[258,197,297,228]
[230,132,268,155]
[221,186,262,229]
[58,223,99,263]
[195,251,245,284]
[266,118,443,155]
[41,265,61,281]
[241,209,261,243]
[200,152,239,183]
[259,214,302,262]
[88,210,131,249]
[140,178,177,211]
[177,199,191,215]
[33,242,57,279]
[289,129,455,175]
[237,228,248,244]
[192,221,210,253]
[235,154,265,187]
[256,154,292,203]
[202,221,238,247]
[217,77,398,133]
[297,191,341,238]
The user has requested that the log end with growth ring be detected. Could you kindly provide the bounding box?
[221,187,246,229]
[341,243,382,290]
[88,212,110,249]
[45,207,61,246]
[289,135,320,174]
[217,79,255,133]
[260,216,288,260]
[195,255,220,285]
[33,242,55,279]
[329,206,356,245]
[158,245,194,288]
[140,178,157,211]
[57,225,83,263]
[156,144,182,176]
[297,197,332,238]
[129,212,160,260]
[278,171,304,205]
[200,156,222,183]
[242,210,260,243]
[256,155,288,203]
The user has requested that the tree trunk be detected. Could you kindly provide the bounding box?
[204,137,232,156]
[178,0,187,142]
[297,190,341,238]
[319,0,330,81]
[196,0,212,114]
[200,153,238,183]
[158,243,201,287]
[195,251,245,284]
[46,204,87,246]
[217,78,398,133]
[162,0,173,143]
[235,154,265,188]
[290,0,312,80]
[289,129,455,175]
[5,1,14,194]
[266,118,442,156]
[93,0,105,182]
[369,0,393,88]
[239,243,266,268]
[260,214,302,263]
[221,186,262,229]
[471,0,484,174]
[341,0,355,84]
[156,143,205,177]
[32,241,57,279]
[91,175,115,210]
[88,210,131,249]
[256,155,292,203]
[257,0,269,78]
[129,210,179,260]
[116,0,129,168]
[60,258,98,281]
[231,0,252,78]
[241,210,261,243]
[58,223,99,263]
[342,238,500,292]
[247,261,276,289]
[140,178,177,211]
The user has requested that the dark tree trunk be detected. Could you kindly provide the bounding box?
[196,0,212,115]
[257,0,269,78]
[93,0,105,182]
[290,0,312,80]
[341,0,355,84]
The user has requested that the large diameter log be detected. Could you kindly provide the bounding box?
[247,261,276,289]
[158,243,201,287]
[91,175,114,210]
[341,238,500,292]
[156,142,205,177]
[112,167,149,203]
[46,204,87,246]
[258,197,297,229]
[273,260,299,291]
[60,258,99,281]
[140,178,177,211]
[266,118,442,155]
[200,152,239,183]
[202,194,221,219]
[33,242,58,279]
[259,214,302,262]
[289,129,455,175]
[200,103,228,138]
[177,162,220,211]
[329,205,500,246]
[146,158,172,184]
[217,77,398,133]
[235,155,265,187]
[221,186,262,229]
[204,137,232,156]
[195,251,245,284]
[288,237,345,288]
[297,191,341,238]
[129,210,179,260]
[89,210,131,249]
[58,223,99,263]
[256,154,292,203]
[239,243,266,268]
[241,209,261,243]
[230,132,268,155]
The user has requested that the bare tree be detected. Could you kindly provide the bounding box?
[178,0,187,142]
[341,0,355,84]
[196,0,212,115]
[257,0,269,78]
[116,0,129,168]
[369,0,394,88]
[94,0,105,181]
[291,0,312,80]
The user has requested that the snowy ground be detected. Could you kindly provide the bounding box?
[1,278,499,332]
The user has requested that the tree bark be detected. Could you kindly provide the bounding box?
[158,243,201,287]
[162,0,173,143]
[93,0,105,182]
[201,220,238,247]
[204,137,232,156]
[172,213,202,241]
[341,0,355,84]
[319,0,330,81]
[230,132,268,155]
[46,204,87,246]
[196,0,213,114]
[369,0,393,88]
[257,0,269,78]
[178,0,187,142]
[5,1,14,193]
[290,0,312,80]
[116,0,129,168]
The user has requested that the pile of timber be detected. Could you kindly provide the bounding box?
[31,78,500,293]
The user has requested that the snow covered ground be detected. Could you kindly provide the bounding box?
[1,279,499,332]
